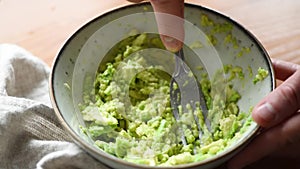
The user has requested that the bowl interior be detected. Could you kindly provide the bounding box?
[50,3,274,169]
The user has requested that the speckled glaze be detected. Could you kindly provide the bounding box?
[49,2,275,169]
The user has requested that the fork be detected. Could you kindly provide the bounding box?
[170,49,209,146]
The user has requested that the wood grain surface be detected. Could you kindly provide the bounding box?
[1,0,300,67]
[1,0,300,168]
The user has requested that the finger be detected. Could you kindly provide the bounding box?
[251,69,300,128]
[127,0,144,2]
[149,0,184,52]
[227,112,300,169]
[272,58,300,81]
[150,0,184,21]
[271,132,300,159]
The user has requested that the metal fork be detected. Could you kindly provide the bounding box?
[170,49,209,146]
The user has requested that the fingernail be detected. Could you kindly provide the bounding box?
[163,36,175,43]
[256,102,276,121]
[162,36,182,52]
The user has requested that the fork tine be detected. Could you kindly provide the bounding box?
[170,49,210,146]
[170,78,188,146]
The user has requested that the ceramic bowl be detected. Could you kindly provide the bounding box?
[49,2,275,169]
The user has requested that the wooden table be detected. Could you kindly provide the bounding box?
[1,0,300,67]
[1,0,299,168]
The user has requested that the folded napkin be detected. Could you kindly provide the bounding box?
[0,44,109,169]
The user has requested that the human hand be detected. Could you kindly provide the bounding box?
[227,59,300,169]
[127,0,184,52]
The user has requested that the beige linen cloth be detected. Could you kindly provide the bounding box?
[0,44,109,169]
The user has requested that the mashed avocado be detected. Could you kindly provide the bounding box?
[79,33,267,166]
[81,34,265,166]
[253,67,269,84]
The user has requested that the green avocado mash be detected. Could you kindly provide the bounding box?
[79,32,267,166]
[253,67,269,84]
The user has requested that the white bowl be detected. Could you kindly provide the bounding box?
[50,2,275,169]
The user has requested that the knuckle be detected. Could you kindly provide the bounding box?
[279,83,300,109]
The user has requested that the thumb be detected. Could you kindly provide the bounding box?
[150,0,185,52]
[252,63,300,128]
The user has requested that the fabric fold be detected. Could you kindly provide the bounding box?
[0,44,108,169]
